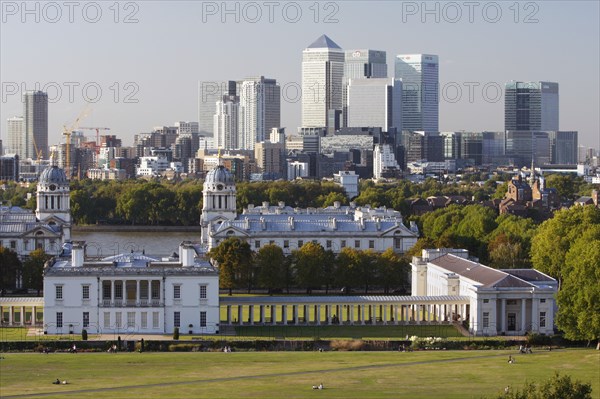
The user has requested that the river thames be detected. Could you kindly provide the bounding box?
[71,231,198,257]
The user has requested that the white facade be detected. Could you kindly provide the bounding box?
[214,95,240,150]
[347,78,402,131]
[43,242,220,335]
[136,156,169,177]
[6,116,23,157]
[287,161,309,180]
[373,144,400,179]
[333,170,359,199]
[411,249,557,336]
[238,77,280,150]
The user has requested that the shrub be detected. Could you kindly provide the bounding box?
[330,339,364,351]
[527,333,551,346]
[487,372,592,399]
[173,327,179,340]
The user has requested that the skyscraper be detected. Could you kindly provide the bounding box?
[504,81,559,131]
[347,78,402,131]
[198,81,237,136]
[549,131,578,165]
[238,76,280,150]
[301,35,344,129]
[213,95,240,150]
[394,54,439,132]
[23,91,48,160]
[343,49,387,127]
[6,116,23,157]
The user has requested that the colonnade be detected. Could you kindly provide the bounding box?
[0,298,44,326]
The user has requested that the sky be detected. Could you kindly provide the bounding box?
[1,1,599,150]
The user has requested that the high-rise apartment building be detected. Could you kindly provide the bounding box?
[214,95,240,150]
[6,116,23,157]
[347,78,402,132]
[394,54,439,132]
[302,35,344,129]
[238,76,280,150]
[343,49,387,127]
[505,81,559,131]
[23,91,48,159]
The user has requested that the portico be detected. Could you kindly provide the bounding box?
[0,297,44,326]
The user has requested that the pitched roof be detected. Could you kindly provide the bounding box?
[307,34,341,49]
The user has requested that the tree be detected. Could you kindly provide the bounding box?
[208,237,253,295]
[334,247,361,292]
[22,249,50,295]
[0,247,21,296]
[531,206,600,289]
[487,372,592,399]
[255,244,286,294]
[377,248,410,294]
[557,226,600,346]
[292,242,327,294]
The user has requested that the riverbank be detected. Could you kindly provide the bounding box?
[72,225,201,233]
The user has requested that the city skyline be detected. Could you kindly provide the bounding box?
[1,2,598,150]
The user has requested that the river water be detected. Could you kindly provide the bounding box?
[71,231,199,257]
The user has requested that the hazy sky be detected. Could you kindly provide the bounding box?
[1,1,599,149]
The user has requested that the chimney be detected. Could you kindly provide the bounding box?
[71,241,86,267]
[179,241,196,267]
[289,216,295,230]
[333,201,341,209]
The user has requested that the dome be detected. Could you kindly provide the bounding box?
[205,165,234,185]
[39,165,68,185]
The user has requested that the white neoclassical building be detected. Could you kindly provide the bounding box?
[411,249,557,336]
[200,164,419,254]
[0,165,71,258]
[43,241,220,335]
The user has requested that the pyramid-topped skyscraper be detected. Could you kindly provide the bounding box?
[301,35,344,130]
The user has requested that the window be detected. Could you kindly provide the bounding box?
[174,312,180,328]
[127,312,135,328]
[394,238,402,249]
[298,240,303,247]
[102,281,111,300]
[114,281,123,299]
[103,312,110,329]
[10,240,16,249]
[255,240,260,249]
[55,285,63,300]
[326,240,332,249]
[115,312,122,329]
[369,240,375,249]
[341,240,346,248]
[173,285,181,299]
[200,311,207,327]
[152,312,159,329]
[141,312,148,329]
[83,312,89,328]
[354,240,360,248]
[199,285,207,299]
[284,240,289,249]
[140,281,149,299]
[540,312,546,328]
[56,312,63,328]
[82,285,90,300]
[540,299,546,303]
[151,281,160,299]
[506,300,517,305]
[483,299,489,304]
[482,312,489,328]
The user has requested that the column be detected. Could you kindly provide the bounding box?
[259,305,265,324]
[293,305,298,324]
[531,298,539,332]
[316,305,321,325]
[272,305,276,325]
[500,299,506,333]
[32,306,36,325]
[9,306,13,326]
[360,305,365,325]
[382,305,387,325]
[226,306,232,324]
[326,305,331,325]
[416,305,421,324]
[237,305,243,325]
[248,305,254,324]
[136,280,141,304]
[303,305,308,324]
[21,306,25,325]
[520,299,526,334]
[111,280,115,303]
[283,305,288,325]
[348,305,353,324]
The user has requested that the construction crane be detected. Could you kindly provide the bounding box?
[62,105,91,178]
[79,127,111,147]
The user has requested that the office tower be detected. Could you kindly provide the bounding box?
[505,81,559,131]
[482,131,506,165]
[401,131,444,165]
[301,35,344,129]
[23,91,48,160]
[343,49,387,127]
[505,131,551,167]
[214,95,240,150]
[548,131,578,164]
[394,54,439,132]
[460,132,484,165]
[6,116,23,157]
[347,78,402,131]
[373,144,400,179]
[198,81,237,136]
[440,132,461,159]
[238,76,281,150]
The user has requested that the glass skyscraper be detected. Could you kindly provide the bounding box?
[301,35,344,129]
[504,81,559,131]
[347,78,401,132]
[394,54,439,133]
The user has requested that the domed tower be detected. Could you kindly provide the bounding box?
[36,165,71,240]
[200,164,237,245]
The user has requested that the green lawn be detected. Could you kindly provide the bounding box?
[1,349,598,398]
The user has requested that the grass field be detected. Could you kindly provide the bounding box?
[1,349,598,398]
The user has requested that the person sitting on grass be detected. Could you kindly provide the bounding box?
[52,379,60,385]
